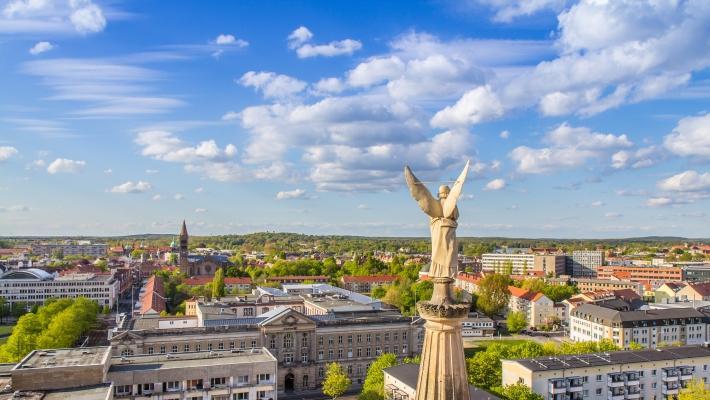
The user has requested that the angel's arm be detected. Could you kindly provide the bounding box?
[443,160,470,217]
[404,166,442,217]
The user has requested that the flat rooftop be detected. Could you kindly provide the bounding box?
[510,345,710,372]
[384,363,499,400]
[109,348,275,373]
[14,347,110,370]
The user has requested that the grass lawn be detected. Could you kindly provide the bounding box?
[0,325,14,345]
[463,338,532,358]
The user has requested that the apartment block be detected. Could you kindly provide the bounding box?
[482,253,565,276]
[566,251,604,277]
[32,243,108,257]
[508,286,555,328]
[502,345,710,400]
[0,268,119,308]
[596,265,683,287]
[573,278,644,295]
[569,304,707,349]
[340,275,398,293]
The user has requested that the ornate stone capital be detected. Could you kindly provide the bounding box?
[417,301,470,320]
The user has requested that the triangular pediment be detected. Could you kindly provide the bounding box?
[259,307,316,328]
[110,330,144,342]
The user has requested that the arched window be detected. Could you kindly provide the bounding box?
[120,349,133,357]
[302,375,309,388]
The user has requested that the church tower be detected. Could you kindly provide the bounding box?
[178,220,190,276]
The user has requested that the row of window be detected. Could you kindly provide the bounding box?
[114,375,273,396]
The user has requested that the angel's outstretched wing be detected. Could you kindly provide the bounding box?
[404,166,442,217]
[443,160,470,218]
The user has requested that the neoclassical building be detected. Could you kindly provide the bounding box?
[110,307,424,394]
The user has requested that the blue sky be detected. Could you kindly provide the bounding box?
[0,0,708,238]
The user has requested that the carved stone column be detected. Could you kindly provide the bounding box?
[415,278,470,400]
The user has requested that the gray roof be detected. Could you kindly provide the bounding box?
[384,363,499,400]
[510,345,710,372]
[571,303,706,326]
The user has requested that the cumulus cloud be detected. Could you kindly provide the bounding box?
[110,181,152,194]
[605,212,622,219]
[430,86,503,128]
[657,170,710,193]
[174,193,184,200]
[510,123,632,174]
[591,200,604,207]
[664,114,710,159]
[0,146,18,161]
[347,56,405,87]
[611,146,664,170]
[288,26,361,58]
[646,197,674,207]
[29,41,53,55]
[221,111,239,121]
[194,208,207,213]
[152,194,162,201]
[1,0,107,34]
[238,71,307,99]
[312,77,345,95]
[484,178,506,191]
[499,130,510,139]
[276,188,308,200]
[46,158,85,174]
[214,33,248,47]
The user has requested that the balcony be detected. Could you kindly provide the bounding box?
[678,367,694,380]
[568,393,583,400]
[607,392,624,400]
[607,374,625,388]
[625,373,640,385]
[662,386,679,396]
[662,369,679,383]
[548,382,566,395]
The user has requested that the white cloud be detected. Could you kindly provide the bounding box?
[347,56,405,87]
[297,39,362,58]
[110,181,152,194]
[430,86,503,128]
[604,212,622,219]
[194,187,204,193]
[135,130,237,163]
[29,41,53,55]
[313,77,345,94]
[510,123,632,174]
[276,188,308,200]
[28,159,45,169]
[499,130,510,139]
[194,208,207,213]
[0,205,29,212]
[287,26,313,49]
[145,169,159,174]
[664,114,710,159]
[221,111,239,121]
[152,194,162,201]
[214,33,248,47]
[174,193,184,200]
[288,25,361,58]
[46,158,85,174]
[646,197,674,207]
[1,0,107,35]
[22,58,184,116]
[484,178,506,191]
[657,170,710,193]
[591,200,604,207]
[238,71,307,99]
[357,204,369,210]
[0,146,18,161]
[103,168,112,174]
[611,146,664,170]
[475,0,566,23]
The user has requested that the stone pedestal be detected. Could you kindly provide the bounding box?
[415,299,470,400]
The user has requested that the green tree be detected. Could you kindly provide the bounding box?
[678,379,710,400]
[371,286,387,299]
[501,382,544,400]
[360,353,398,400]
[0,297,7,323]
[476,273,510,316]
[322,362,351,399]
[628,341,644,350]
[467,350,502,389]
[212,268,226,299]
[506,311,528,333]
[102,305,111,315]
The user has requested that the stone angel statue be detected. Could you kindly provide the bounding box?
[404,160,470,281]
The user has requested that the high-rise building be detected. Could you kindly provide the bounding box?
[481,253,566,276]
[566,250,604,277]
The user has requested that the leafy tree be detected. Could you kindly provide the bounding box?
[371,286,387,299]
[501,383,544,400]
[322,362,351,399]
[102,305,111,314]
[212,268,226,299]
[360,353,398,400]
[167,253,178,265]
[467,350,501,389]
[678,379,710,400]
[477,273,510,316]
[507,311,527,333]
[11,302,27,319]
[0,298,7,323]
[628,341,644,350]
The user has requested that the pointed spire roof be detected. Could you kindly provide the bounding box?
[180,220,188,238]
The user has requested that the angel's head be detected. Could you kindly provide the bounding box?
[438,185,450,199]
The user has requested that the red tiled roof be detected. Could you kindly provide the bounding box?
[342,275,398,283]
[184,276,252,286]
[266,275,329,281]
[140,275,166,315]
[456,272,482,284]
[508,285,545,302]
[688,282,710,296]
